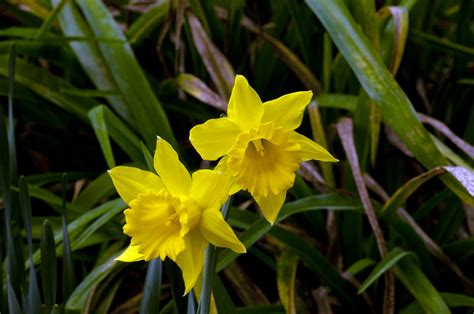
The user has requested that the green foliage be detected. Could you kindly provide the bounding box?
[0,0,473,313]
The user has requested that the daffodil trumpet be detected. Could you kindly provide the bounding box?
[108,137,246,295]
[190,75,338,223]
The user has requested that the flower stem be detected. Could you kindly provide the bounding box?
[198,196,233,314]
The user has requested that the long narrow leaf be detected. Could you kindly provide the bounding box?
[393,258,450,313]
[140,259,163,313]
[76,0,177,148]
[304,0,473,205]
[41,220,57,312]
[358,248,412,293]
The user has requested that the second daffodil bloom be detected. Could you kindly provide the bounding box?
[190,75,338,224]
[108,137,246,294]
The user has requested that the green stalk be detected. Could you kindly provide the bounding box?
[198,196,233,314]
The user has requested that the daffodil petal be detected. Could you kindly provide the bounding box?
[190,170,230,209]
[154,137,192,195]
[175,229,207,295]
[289,132,338,162]
[215,157,240,195]
[254,191,286,224]
[115,245,144,262]
[262,91,313,130]
[189,118,241,160]
[124,191,187,261]
[227,75,263,131]
[108,166,166,205]
[200,209,246,253]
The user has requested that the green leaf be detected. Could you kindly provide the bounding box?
[316,94,358,111]
[30,199,126,266]
[304,0,473,205]
[358,247,412,293]
[52,0,131,121]
[61,174,75,301]
[140,259,163,313]
[382,166,474,217]
[65,253,120,312]
[409,29,474,57]
[87,105,144,164]
[41,219,57,311]
[0,56,96,121]
[393,258,450,314]
[440,292,474,308]
[73,171,114,209]
[126,0,170,45]
[277,250,298,314]
[345,258,376,276]
[19,177,42,314]
[36,0,69,39]
[75,0,177,148]
[88,106,116,169]
[221,193,364,271]
[71,199,124,250]
[213,276,237,314]
[6,276,22,314]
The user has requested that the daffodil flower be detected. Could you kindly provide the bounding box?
[190,75,338,223]
[108,137,246,294]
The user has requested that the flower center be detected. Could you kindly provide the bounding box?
[227,122,302,197]
[123,190,201,261]
[252,139,266,157]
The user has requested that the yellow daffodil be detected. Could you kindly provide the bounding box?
[108,137,246,294]
[190,75,337,223]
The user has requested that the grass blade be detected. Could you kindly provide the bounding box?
[393,258,450,314]
[41,219,57,312]
[65,253,119,312]
[76,0,177,149]
[6,276,22,314]
[0,56,96,121]
[19,177,41,314]
[36,0,69,40]
[140,259,163,314]
[88,105,144,165]
[52,0,131,121]
[346,258,376,276]
[126,1,170,45]
[277,250,298,314]
[88,106,116,169]
[61,174,75,301]
[382,166,474,217]
[358,248,412,293]
[304,0,473,205]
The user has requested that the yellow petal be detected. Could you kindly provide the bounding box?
[289,132,338,162]
[215,157,240,195]
[108,166,166,205]
[175,229,208,295]
[199,208,246,253]
[154,137,192,195]
[116,245,144,262]
[262,91,313,130]
[190,170,230,209]
[254,191,286,224]
[227,122,301,197]
[227,75,263,131]
[189,118,241,161]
